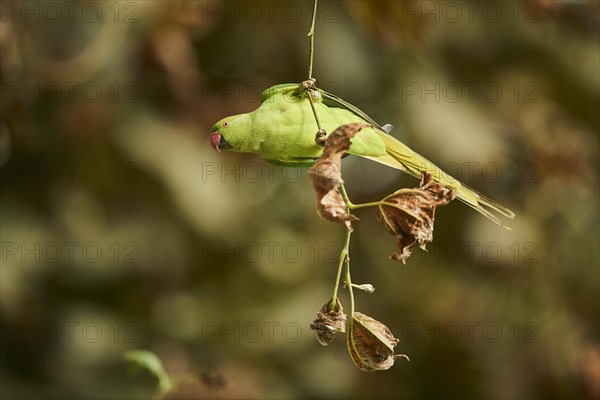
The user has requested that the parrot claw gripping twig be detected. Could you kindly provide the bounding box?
[300,78,317,93]
[300,79,328,146]
[315,128,328,146]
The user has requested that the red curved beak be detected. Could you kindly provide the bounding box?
[210,132,221,152]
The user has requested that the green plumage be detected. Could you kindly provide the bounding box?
[210,83,515,226]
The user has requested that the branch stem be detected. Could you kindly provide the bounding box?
[307,0,318,80]
[307,93,323,131]
[329,218,352,311]
[305,0,353,314]
[340,185,407,211]
[347,201,382,209]
[346,249,355,316]
[340,184,379,209]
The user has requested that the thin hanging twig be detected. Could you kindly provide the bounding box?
[307,0,318,80]
[304,0,326,140]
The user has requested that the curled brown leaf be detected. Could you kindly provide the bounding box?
[376,172,456,264]
[308,123,369,229]
[347,312,408,371]
[310,299,347,346]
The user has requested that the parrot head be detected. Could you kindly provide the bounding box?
[210,118,233,152]
[209,113,250,152]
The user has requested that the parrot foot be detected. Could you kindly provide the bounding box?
[300,78,316,92]
[315,128,327,146]
[300,79,321,101]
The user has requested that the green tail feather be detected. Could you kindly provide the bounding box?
[367,132,515,228]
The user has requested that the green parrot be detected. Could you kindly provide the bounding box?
[210,83,515,226]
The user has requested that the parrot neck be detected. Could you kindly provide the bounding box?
[233,113,261,153]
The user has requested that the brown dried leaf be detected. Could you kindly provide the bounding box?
[308,123,369,229]
[376,172,456,264]
[347,312,408,371]
[310,299,347,346]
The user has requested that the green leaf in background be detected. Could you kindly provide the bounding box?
[124,350,175,397]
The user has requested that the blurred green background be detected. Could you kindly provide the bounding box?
[1,1,599,399]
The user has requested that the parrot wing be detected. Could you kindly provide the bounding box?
[316,86,515,226]
[259,83,300,103]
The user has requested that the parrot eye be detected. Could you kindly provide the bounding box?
[222,121,230,127]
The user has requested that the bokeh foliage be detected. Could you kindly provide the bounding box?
[1,1,599,399]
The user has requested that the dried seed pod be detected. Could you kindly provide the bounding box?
[376,172,456,263]
[310,299,347,346]
[347,312,408,371]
